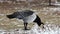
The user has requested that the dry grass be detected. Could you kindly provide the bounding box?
[0,3,60,30]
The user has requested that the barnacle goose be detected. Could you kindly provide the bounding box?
[6,10,44,30]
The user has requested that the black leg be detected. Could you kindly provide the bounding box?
[24,23,28,30]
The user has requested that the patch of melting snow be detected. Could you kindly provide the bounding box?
[0,14,5,21]
[0,23,59,34]
[42,7,60,12]
[0,14,5,16]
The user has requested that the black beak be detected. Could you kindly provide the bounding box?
[33,15,44,26]
[41,22,44,25]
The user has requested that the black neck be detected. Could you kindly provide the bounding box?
[33,15,44,26]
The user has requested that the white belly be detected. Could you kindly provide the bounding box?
[23,13,36,23]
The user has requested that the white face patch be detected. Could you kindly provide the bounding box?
[23,13,36,23]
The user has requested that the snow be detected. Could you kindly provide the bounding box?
[0,7,60,34]
[0,23,59,34]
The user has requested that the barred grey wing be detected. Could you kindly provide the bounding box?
[14,10,34,19]
[20,11,34,17]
